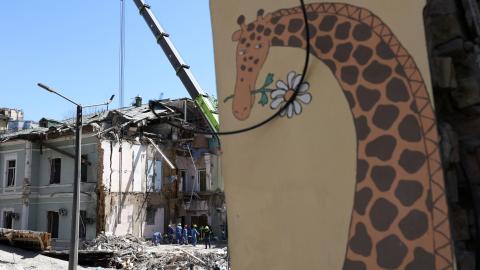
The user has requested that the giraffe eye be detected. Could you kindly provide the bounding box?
[255,44,262,49]
[239,49,246,55]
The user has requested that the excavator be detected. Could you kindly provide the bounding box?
[132,0,219,133]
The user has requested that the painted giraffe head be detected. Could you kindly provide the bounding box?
[231,10,272,120]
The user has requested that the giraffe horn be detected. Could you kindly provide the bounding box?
[237,15,247,30]
[257,9,264,19]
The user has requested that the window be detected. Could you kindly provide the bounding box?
[50,158,61,184]
[81,155,88,182]
[6,160,15,187]
[79,210,86,239]
[47,211,59,238]
[146,207,156,225]
[180,170,187,192]
[198,169,207,192]
[3,211,13,229]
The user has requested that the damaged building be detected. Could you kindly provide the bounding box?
[0,98,225,249]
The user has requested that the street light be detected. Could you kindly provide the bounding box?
[37,83,114,270]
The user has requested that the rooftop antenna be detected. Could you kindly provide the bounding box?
[118,0,126,108]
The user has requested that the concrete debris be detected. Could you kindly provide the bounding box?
[80,234,229,270]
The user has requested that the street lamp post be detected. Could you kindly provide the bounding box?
[37,83,114,270]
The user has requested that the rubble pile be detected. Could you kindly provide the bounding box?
[80,234,229,270]
[143,247,228,270]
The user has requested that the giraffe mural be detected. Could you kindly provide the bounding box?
[226,2,455,270]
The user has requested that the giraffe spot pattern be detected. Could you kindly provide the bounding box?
[410,101,419,113]
[334,43,353,63]
[371,165,396,192]
[319,15,337,32]
[301,24,317,40]
[271,37,284,46]
[240,38,246,44]
[256,24,264,33]
[395,64,407,78]
[247,23,255,31]
[344,91,355,108]
[323,59,337,73]
[306,12,318,21]
[376,41,395,60]
[366,135,397,161]
[399,149,426,174]
[343,259,366,270]
[354,116,370,141]
[353,45,373,65]
[274,24,285,35]
[249,32,256,40]
[288,36,302,47]
[398,115,422,142]
[405,247,435,270]
[263,28,272,36]
[271,16,281,24]
[349,223,372,256]
[376,235,408,269]
[315,35,333,54]
[335,22,351,40]
[373,105,399,130]
[369,198,398,231]
[356,85,380,111]
[341,66,359,85]
[363,60,392,84]
[354,188,372,215]
[395,180,423,206]
[387,77,410,102]
[356,159,369,182]
[288,18,303,33]
[352,23,372,41]
[240,65,246,71]
[399,210,429,240]
[426,189,433,212]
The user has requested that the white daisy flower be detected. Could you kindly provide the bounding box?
[270,71,312,118]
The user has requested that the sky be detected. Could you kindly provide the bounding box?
[0,0,216,121]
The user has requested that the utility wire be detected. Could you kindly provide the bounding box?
[151,0,311,136]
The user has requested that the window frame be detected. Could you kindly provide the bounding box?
[198,169,207,192]
[6,159,16,187]
[3,153,17,189]
[49,158,61,184]
[146,207,156,225]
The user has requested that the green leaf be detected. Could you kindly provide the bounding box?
[264,73,274,87]
[258,91,269,106]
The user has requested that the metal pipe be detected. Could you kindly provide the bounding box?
[146,137,175,169]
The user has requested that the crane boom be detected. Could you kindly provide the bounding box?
[132,0,219,132]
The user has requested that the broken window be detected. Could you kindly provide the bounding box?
[6,160,15,187]
[81,155,88,182]
[180,170,187,192]
[154,161,162,192]
[47,211,59,238]
[146,159,155,191]
[79,210,86,239]
[146,207,156,225]
[3,211,13,229]
[50,158,61,184]
[198,169,207,192]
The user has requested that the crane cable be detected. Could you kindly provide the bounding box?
[150,0,311,136]
[119,0,126,108]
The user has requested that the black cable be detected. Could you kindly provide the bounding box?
[152,0,310,136]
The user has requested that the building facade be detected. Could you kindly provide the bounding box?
[0,99,225,248]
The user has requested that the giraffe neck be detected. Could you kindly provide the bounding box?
[257,3,454,269]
